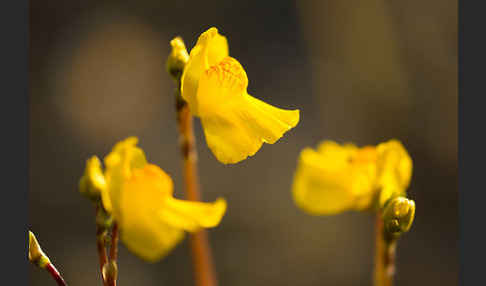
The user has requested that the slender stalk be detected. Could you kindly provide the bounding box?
[109,223,119,262]
[175,85,218,286]
[104,262,117,286]
[45,262,67,286]
[95,206,109,286]
[96,230,108,280]
[106,223,119,286]
[373,213,397,286]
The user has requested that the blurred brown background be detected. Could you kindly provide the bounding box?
[29,0,457,285]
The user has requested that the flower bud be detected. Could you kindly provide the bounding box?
[383,197,415,237]
[166,37,189,81]
[28,231,51,268]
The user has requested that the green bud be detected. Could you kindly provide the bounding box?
[166,36,189,81]
[28,231,51,268]
[383,197,415,237]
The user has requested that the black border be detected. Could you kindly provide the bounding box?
[459,1,483,285]
[1,0,29,284]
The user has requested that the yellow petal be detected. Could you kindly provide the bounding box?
[104,137,147,172]
[292,142,377,215]
[103,137,148,215]
[86,156,106,192]
[118,164,184,262]
[159,197,227,232]
[316,141,359,169]
[181,27,229,115]
[121,217,185,263]
[376,140,413,206]
[198,57,299,164]
[292,148,356,215]
[203,28,229,67]
[79,156,107,201]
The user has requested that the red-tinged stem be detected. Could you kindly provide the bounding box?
[95,206,109,286]
[45,263,67,286]
[106,223,119,286]
[109,223,119,262]
[105,264,117,286]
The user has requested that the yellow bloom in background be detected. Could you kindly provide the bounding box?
[92,137,226,262]
[375,140,413,207]
[180,27,300,164]
[292,139,412,215]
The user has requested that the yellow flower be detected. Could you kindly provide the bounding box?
[98,137,226,262]
[180,27,300,164]
[292,139,412,215]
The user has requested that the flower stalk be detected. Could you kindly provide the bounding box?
[106,223,119,286]
[95,205,109,286]
[94,204,118,286]
[168,37,218,286]
[177,96,218,286]
[45,262,68,286]
[373,213,396,286]
[109,223,119,263]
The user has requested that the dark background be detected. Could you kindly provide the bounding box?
[29,1,457,285]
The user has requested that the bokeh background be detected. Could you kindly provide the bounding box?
[29,1,457,285]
